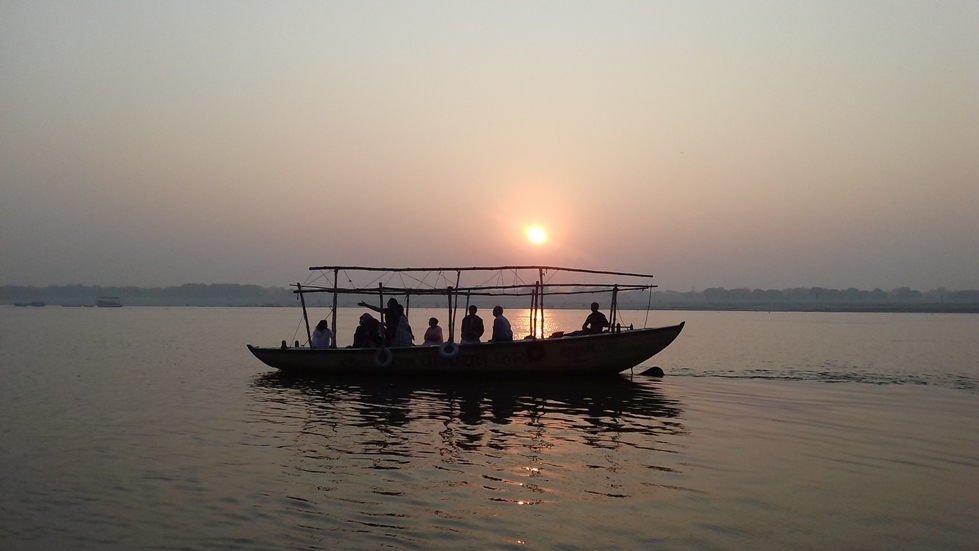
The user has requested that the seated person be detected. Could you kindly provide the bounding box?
[359,298,412,346]
[570,302,610,336]
[422,317,444,346]
[582,302,610,334]
[490,305,513,342]
[311,319,334,349]
[351,313,383,348]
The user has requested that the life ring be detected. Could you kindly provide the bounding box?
[439,341,460,359]
[527,342,545,362]
[373,347,393,368]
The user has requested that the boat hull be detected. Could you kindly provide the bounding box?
[247,322,684,377]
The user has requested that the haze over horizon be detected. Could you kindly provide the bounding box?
[2,1,977,292]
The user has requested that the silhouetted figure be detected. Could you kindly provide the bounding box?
[352,313,383,348]
[490,305,513,342]
[358,298,413,347]
[460,305,484,344]
[423,317,444,346]
[581,302,610,334]
[311,319,334,349]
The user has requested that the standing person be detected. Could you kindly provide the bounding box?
[422,317,444,346]
[460,305,484,344]
[311,319,334,349]
[358,298,413,347]
[581,302,610,334]
[390,302,414,347]
[490,305,513,342]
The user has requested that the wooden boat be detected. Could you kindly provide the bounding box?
[247,265,684,377]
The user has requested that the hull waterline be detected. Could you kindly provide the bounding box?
[247,322,684,377]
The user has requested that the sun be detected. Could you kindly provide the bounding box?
[527,227,547,244]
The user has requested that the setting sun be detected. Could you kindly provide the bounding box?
[527,227,547,244]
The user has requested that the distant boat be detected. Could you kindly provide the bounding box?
[96,297,123,308]
[247,265,685,377]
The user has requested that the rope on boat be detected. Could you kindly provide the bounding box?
[291,312,307,346]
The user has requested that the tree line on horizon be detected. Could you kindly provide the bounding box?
[1,283,977,312]
[636,286,979,312]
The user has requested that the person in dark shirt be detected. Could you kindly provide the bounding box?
[358,298,412,346]
[460,305,485,343]
[581,302,610,334]
[352,313,383,348]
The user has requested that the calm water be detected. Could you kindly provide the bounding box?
[1,307,977,550]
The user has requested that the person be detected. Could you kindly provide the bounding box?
[422,317,444,346]
[460,305,484,344]
[389,302,414,347]
[490,305,513,342]
[581,302,610,334]
[311,319,334,349]
[358,298,413,347]
[352,313,383,348]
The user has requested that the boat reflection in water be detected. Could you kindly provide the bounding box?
[245,373,692,546]
[250,372,684,435]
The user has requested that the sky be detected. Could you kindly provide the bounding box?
[1,1,977,291]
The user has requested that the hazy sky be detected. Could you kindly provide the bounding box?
[2,1,977,291]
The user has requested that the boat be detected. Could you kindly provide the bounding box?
[96,297,123,308]
[247,265,685,377]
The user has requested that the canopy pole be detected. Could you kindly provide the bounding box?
[378,283,386,343]
[451,270,461,342]
[529,284,537,339]
[298,283,312,346]
[446,286,454,342]
[538,268,545,338]
[610,284,619,331]
[331,268,339,348]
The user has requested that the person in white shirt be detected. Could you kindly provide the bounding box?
[311,319,334,349]
[490,306,513,342]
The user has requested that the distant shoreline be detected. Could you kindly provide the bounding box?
[3,304,977,314]
[2,284,977,314]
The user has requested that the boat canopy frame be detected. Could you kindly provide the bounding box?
[292,265,658,347]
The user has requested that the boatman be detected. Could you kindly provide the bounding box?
[581,302,610,334]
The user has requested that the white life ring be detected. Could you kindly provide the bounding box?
[373,347,393,368]
[438,341,460,359]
